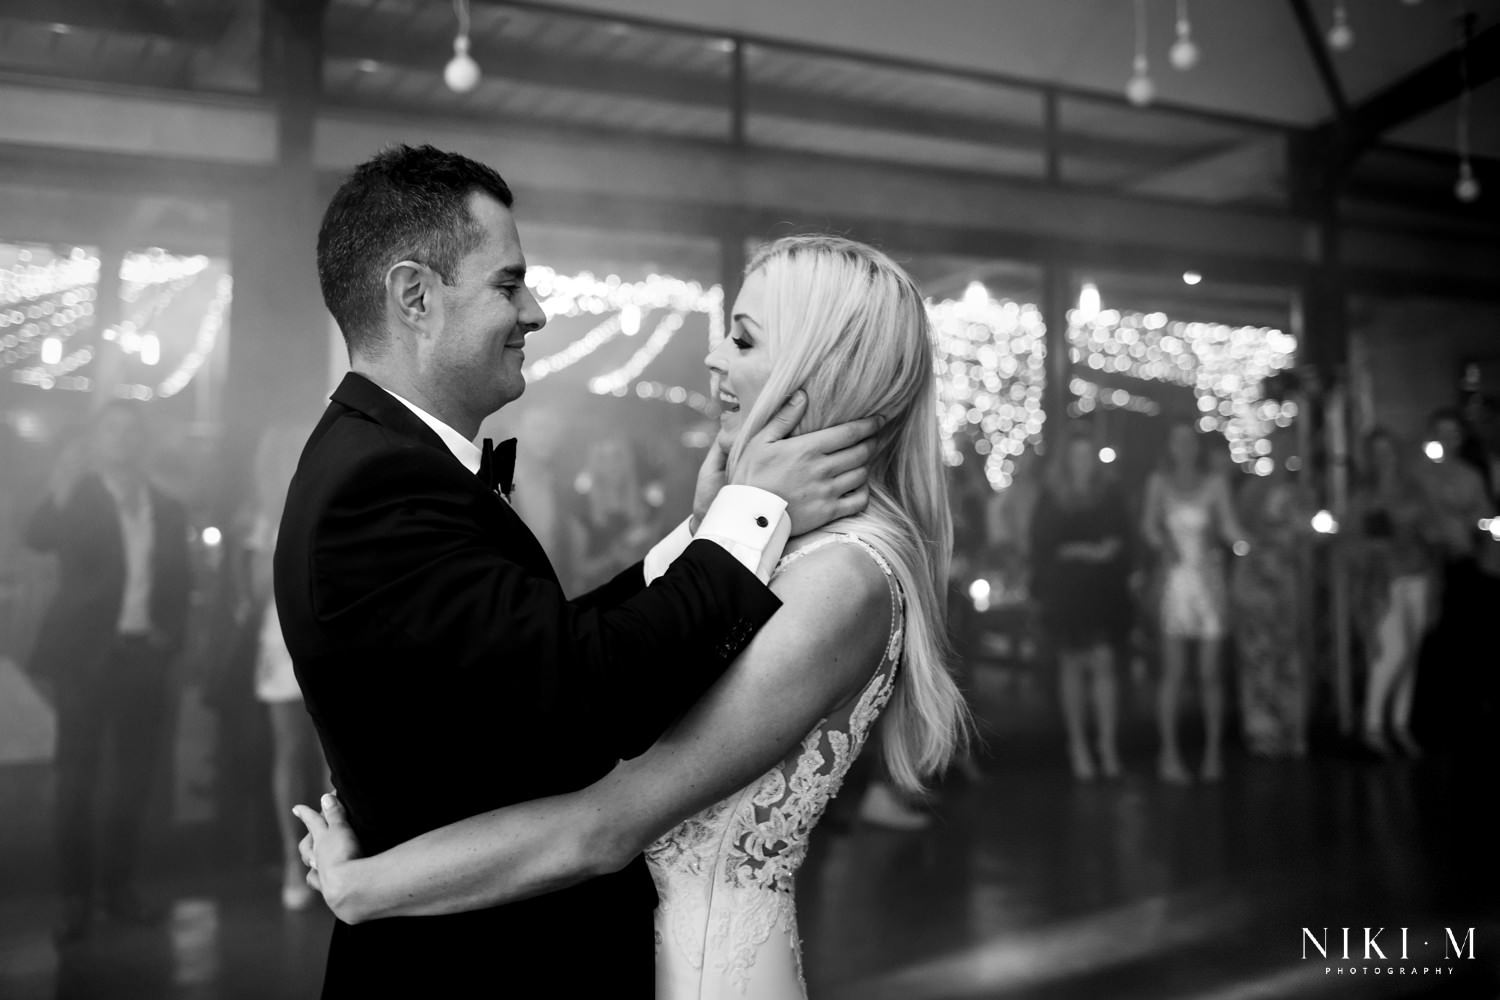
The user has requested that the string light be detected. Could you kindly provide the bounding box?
[1069,377,1161,416]
[629,380,714,415]
[929,289,1047,490]
[1067,307,1297,472]
[6,244,218,392]
[1327,0,1354,52]
[1127,0,1155,106]
[1170,0,1199,71]
[444,0,481,93]
[524,267,721,383]
[589,311,686,396]
[1077,282,1101,322]
[158,274,232,398]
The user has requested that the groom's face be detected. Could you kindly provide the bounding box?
[432,192,546,414]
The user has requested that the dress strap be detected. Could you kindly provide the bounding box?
[776,533,904,662]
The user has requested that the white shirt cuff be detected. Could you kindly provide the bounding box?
[642,487,790,585]
[643,517,695,585]
[695,485,790,584]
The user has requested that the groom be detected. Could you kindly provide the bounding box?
[274,144,878,997]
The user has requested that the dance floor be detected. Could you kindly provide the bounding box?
[2,735,1495,1000]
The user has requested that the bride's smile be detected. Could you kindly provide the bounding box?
[707,269,772,435]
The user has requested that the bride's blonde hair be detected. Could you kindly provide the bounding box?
[725,235,972,791]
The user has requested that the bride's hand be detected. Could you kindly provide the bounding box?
[690,426,736,533]
[292,793,366,922]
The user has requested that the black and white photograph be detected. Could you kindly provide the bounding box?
[0,1,1497,997]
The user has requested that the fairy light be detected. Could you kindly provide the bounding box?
[1,246,99,372]
[6,244,219,392]
[1067,309,1297,471]
[525,267,721,384]
[158,274,232,398]
[119,250,209,302]
[929,289,1047,491]
[1069,377,1161,416]
[589,311,685,396]
[630,380,714,415]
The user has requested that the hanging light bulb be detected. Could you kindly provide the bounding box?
[1170,0,1199,70]
[1327,0,1354,51]
[1127,60,1155,105]
[1456,160,1481,202]
[444,0,480,93]
[1127,0,1155,105]
[1454,12,1480,203]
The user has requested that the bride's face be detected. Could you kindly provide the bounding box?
[706,269,773,438]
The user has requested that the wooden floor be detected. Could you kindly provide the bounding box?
[1,678,1496,999]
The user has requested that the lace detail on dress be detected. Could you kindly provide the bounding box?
[647,533,903,997]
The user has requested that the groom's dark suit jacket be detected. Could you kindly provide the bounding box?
[275,373,781,998]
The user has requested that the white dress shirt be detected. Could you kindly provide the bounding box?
[385,388,482,474]
[100,475,154,635]
[376,385,789,584]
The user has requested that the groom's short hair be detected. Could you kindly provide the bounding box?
[317,144,514,356]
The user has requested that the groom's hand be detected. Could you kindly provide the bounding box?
[732,391,882,535]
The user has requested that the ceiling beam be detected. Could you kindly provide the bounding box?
[324,30,1210,170]
[1,0,231,46]
[1317,19,1500,173]
[1286,0,1349,119]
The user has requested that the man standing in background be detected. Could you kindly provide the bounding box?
[25,401,191,944]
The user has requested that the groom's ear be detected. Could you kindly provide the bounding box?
[386,260,440,335]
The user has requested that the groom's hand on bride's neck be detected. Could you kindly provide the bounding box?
[733,390,883,535]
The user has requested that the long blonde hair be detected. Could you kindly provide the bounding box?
[726,235,972,792]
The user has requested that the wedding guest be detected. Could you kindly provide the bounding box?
[24,401,191,942]
[1030,426,1131,779]
[1141,422,1247,784]
[985,448,1040,598]
[1231,451,1310,758]
[1414,409,1491,750]
[1348,429,1437,758]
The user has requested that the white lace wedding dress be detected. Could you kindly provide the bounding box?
[645,534,905,999]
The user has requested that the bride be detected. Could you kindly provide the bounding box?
[294,235,972,998]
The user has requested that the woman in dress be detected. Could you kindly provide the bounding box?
[1349,429,1438,758]
[1029,425,1131,780]
[293,235,971,999]
[1141,422,1247,784]
[1230,451,1310,758]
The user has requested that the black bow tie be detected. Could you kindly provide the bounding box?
[478,437,517,497]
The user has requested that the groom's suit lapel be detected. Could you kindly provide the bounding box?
[329,372,561,586]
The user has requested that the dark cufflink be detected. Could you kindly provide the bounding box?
[755,515,768,528]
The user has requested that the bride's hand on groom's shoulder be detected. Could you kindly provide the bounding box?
[732,391,884,535]
[292,793,366,923]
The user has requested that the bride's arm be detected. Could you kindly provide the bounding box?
[312,541,893,924]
